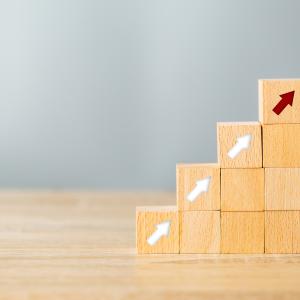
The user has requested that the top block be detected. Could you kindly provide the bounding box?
[217,122,262,168]
[259,79,300,124]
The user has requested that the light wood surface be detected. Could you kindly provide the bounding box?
[259,79,300,124]
[180,211,220,253]
[136,206,179,254]
[176,163,220,211]
[263,124,300,167]
[265,211,300,254]
[0,191,300,299]
[221,212,265,254]
[217,122,262,168]
[221,168,264,212]
[265,168,300,210]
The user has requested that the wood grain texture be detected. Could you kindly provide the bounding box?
[180,211,220,253]
[0,191,300,300]
[221,168,264,212]
[176,163,220,211]
[265,211,300,254]
[259,79,300,124]
[217,122,262,168]
[265,168,300,210]
[263,124,300,167]
[221,212,265,254]
[136,206,179,254]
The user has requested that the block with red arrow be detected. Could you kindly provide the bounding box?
[259,79,300,124]
[272,91,295,115]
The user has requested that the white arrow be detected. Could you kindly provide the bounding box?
[227,134,252,159]
[186,176,211,202]
[147,221,171,246]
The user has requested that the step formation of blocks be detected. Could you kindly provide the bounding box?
[136,79,300,254]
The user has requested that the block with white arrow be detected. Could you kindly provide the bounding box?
[228,134,252,159]
[177,163,220,211]
[136,206,179,254]
[186,176,211,202]
[217,122,262,168]
[147,220,171,246]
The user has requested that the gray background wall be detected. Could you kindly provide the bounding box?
[0,0,299,189]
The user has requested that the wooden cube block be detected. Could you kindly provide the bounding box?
[221,168,264,212]
[180,211,220,253]
[217,122,262,168]
[263,124,300,167]
[221,212,264,254]
[265,168,300,210]
[265,211,300,254]
[136,206,179,254]
[176,163,220,211]
[259,79,300,124]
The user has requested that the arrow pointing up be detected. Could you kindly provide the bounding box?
[272,91,295,115]
[147,221,171,246]
[228,134,252,159]
[186,176,211,202]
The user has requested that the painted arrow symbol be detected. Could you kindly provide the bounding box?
[272,91,295,115]
[186,176,211,202]
[147,220,171,246]
[227,134,252,159]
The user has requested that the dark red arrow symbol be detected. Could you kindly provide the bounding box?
[272,91,295,115]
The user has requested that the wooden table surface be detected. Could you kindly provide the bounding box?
[0,191,300,300]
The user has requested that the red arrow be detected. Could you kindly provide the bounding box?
[272,91,295,115]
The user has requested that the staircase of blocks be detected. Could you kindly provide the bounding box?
[136,79,300,254]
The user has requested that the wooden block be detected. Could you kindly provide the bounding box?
[136,206,179,254]
[265,168,300,210]
[265,211,300,254]
[259,79,300,124]
[221,212,264,254]
[263,124,300,167]
[176,163,220,211]
[221,168,264,212]
[217,122,262,168]
[180,211,220,253]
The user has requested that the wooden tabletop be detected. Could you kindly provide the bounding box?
[0,191,300,299]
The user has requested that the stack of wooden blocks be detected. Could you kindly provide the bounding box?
[136,79,300,254]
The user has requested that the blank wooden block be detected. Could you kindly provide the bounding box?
[217,122,262,168]
[259,79,300,124]
[176,163,220,211]
[180,211,220,253]
[265,168,300,210]
[265,211,300,254]
[136,206,179,254]
[263,124,300,167]
[221,212,264,254]
[221,168,264,212]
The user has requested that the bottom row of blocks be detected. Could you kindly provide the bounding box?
[136,207,300,254]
